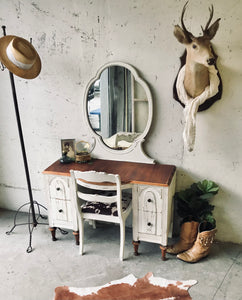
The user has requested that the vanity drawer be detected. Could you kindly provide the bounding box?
[138,210,156,234]
[49,176,70,200]
[51,198,72,223]
[138,210,162,235]
[138,186,162,213]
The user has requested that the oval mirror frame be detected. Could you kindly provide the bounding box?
[83,61,154,164]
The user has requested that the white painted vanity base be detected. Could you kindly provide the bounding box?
[43,159,176,258]
[44,174,78,242]
[132,173,176,249]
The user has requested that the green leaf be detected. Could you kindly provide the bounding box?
[208,187,219,193]
[206,180,213,190]
[197,180,219,194]
[199,193,214,200]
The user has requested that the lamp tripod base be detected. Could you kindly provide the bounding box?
[6,201,48,253]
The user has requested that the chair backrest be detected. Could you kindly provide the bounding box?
[70,170,122,217]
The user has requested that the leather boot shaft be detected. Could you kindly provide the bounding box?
[166,221,199,254]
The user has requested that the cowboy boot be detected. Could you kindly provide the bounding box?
[166,220,199,254]
[177,222,217,263]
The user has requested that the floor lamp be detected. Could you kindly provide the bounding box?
[0,26,48,253]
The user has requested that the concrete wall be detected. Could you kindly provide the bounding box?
[0,0,241,243]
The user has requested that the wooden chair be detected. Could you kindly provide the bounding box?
[70,170,132,261]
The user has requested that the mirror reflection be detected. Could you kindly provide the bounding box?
[87,66,148,150]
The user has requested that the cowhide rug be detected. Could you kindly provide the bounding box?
[54,272,197,300]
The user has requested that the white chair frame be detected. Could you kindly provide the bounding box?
[70,170,132,261]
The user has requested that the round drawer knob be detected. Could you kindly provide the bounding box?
[56,187,61,191]
[58,209,63,213]
[147,199,152,203]
[147,222,152,226]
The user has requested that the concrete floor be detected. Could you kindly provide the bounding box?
[0,208,241,300]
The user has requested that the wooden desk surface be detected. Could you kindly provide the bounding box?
[43,159,176,187]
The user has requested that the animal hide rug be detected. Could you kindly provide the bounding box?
[54,272,197,300]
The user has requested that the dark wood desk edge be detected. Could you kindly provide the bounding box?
[43,159,176,187]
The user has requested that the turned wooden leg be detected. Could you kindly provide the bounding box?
[132,240,140,256]
[49,227,57,241]
[73,231,79,245]
[160,245,167,261]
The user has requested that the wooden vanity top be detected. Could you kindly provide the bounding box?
[43,159,176,187]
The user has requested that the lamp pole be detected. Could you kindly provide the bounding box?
[1,26,49,253]
[2,25,38,227]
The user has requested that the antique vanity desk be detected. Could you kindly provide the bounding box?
[43,61,176,260]
[43,158,176,260]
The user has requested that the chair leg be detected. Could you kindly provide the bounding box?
[79,217,84,255]
[119,221,125,261]
[92,220,96,229]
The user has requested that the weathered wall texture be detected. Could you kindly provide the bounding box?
[0,0,241,243]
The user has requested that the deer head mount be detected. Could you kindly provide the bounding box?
[173,2,223,151]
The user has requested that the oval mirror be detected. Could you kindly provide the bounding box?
[84,62,152,152]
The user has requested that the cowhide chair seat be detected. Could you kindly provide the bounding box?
[81,196,131,216]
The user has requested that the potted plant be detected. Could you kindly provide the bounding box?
[167,180,219,263]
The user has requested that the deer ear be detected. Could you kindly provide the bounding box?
[174,25,191,44]
[206,18,220,40]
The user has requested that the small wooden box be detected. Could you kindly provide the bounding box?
[75,153,91,163]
